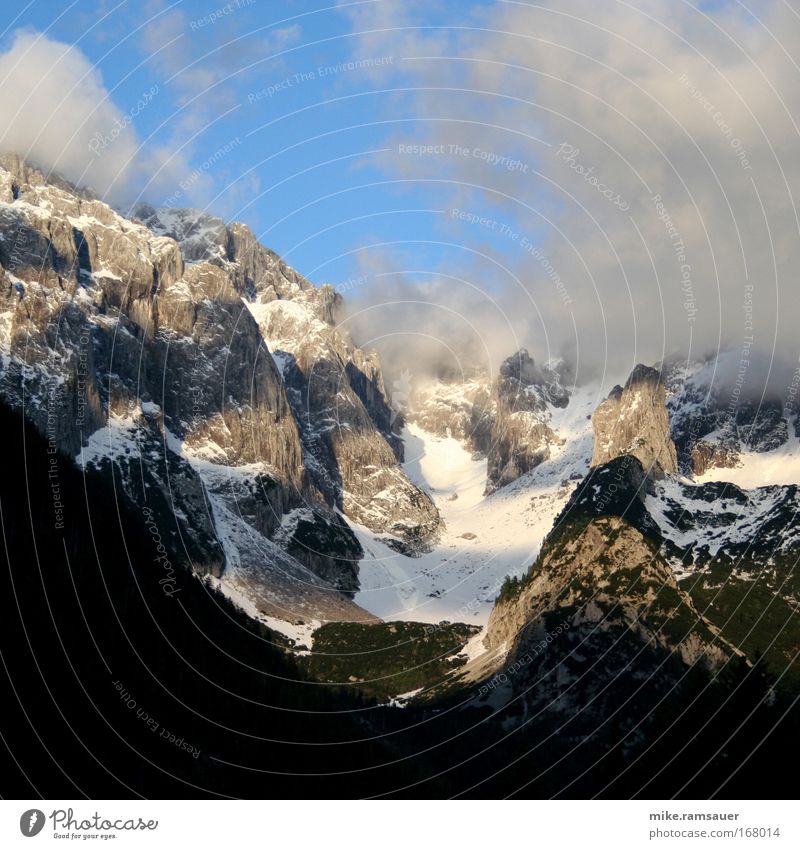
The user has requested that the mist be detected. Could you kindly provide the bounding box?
[338,0,800,399]
[3,8,799,405]
[0,31,147,201]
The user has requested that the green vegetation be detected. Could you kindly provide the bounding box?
[682,563,800,691]
[497,574,521,603]
[299,620,480,702]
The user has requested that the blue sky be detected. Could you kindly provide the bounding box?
[1,0,496,290]
[1,0,796,381]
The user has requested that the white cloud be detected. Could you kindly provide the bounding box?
[341,0,800,392]
[0,30,143,200]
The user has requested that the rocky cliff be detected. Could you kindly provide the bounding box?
[473,454,739,732]
[246,296,439,545]
[407,374,494,451]
[485,350,569,492]
[473,376,800,719]
[665,355,794,476]
[406,349,572,494]
[591,363,678,477]
[0,153,438,631]
[136,203,438,546]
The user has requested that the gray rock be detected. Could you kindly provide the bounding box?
[485,350,566,492]
[665,355,791,476]
[591,363,678,477]
[406,350,571,494]
[0,154,437,623]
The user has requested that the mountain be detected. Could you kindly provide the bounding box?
[591,363,678,476]
[2,152,799,797]
[400,359,800,795]
[406,349,573,492]
[0,153,437,638]
[666,352,796,477]
[462,356,800,729]
[0,397,421,798]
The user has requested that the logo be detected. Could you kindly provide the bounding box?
[19,809,45,837]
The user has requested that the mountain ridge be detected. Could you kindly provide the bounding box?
[2,151,798,710]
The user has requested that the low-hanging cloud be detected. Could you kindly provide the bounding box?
[339,0,800,396]
[0,30,144,200]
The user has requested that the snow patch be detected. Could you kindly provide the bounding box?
[695,420,800,488]
[355,385,596,625]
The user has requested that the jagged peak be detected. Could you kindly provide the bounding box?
[499,347,537,382]
[0,151,97,201]
[625,362,664,389]
[592,361,678,477]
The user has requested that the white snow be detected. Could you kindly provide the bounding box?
[455,628,491,662]
[695,420,800,488]
[647,473,800,579]
[207,575,320,648]
[387,687,424,708]
[354,384,596,627]
[77,411,141,467]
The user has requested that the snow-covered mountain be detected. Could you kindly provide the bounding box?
[355,379,597,625]
[0,154,435,635]
[462,358,800,710]
[1,152,798,710]
[666,351,797,477]
[405,349,574,493]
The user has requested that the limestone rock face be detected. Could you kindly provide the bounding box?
[0,154,438,625]
[690,439,740,476]
[485,350,568,492]
[591,364,678,477]
[481,512,732,724]
[0,155,305,499]
[405,349,571,494]
[248,295,440,545]
[133,203,314,302]
[485,517,723,659]
[406,375,494,451]
[665,355,792,477]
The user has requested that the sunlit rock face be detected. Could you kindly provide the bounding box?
[591,363,678,478]
[0,154,439,624]
[405,349,572,495]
